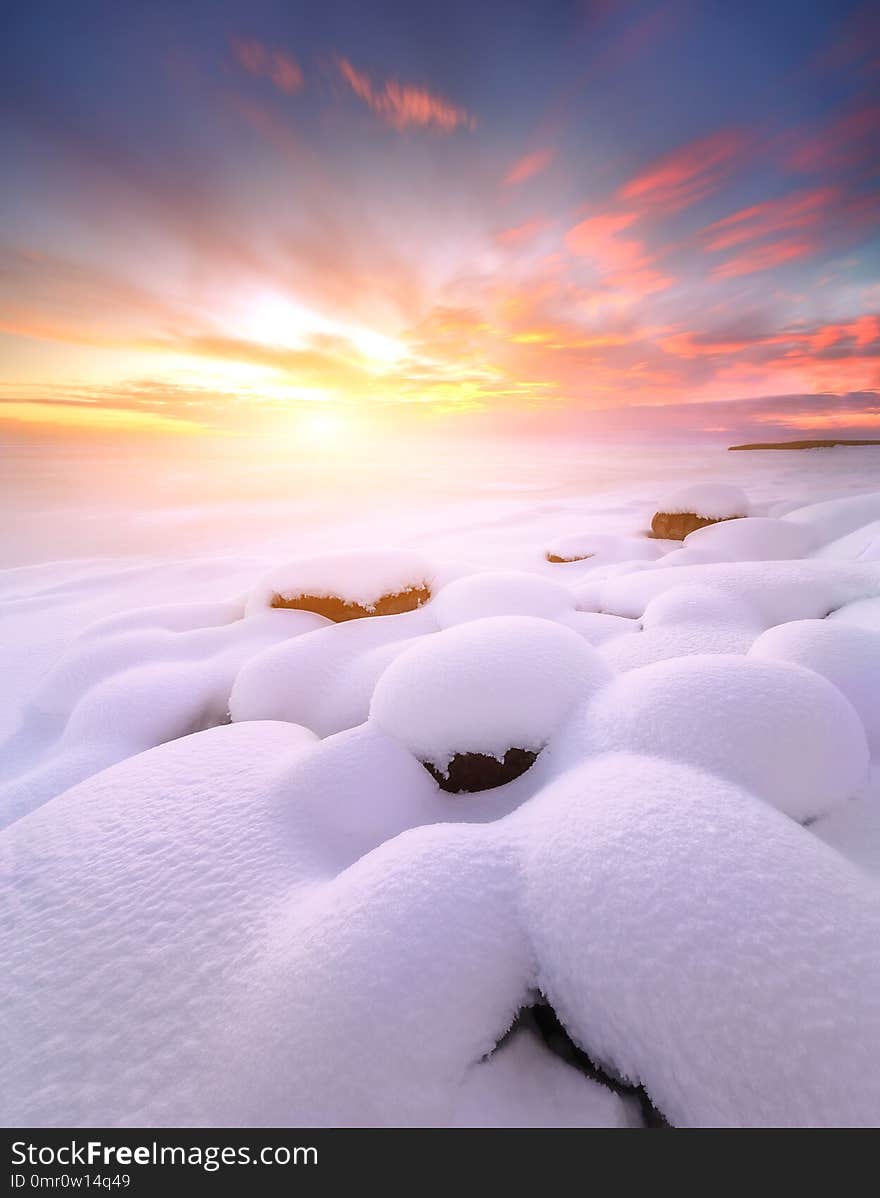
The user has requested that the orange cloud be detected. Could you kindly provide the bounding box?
[337,57,475,133]
[618,129,747,213]
[504,148,554,186]
[232,38,305,94]
[712,239,816,279]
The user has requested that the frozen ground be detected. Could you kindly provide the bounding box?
[1,436,880,1127]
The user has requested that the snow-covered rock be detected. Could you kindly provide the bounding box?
[433,571,575,627]
[674,516,815,563]
[585,560,880,628]
[520,752,880,1128]
[654,483,751,520]
[230,606,437,737]
[568,654,869,821]
[651,483,749,540]
[247,548,438,620]
[370,615,612,778]
[545,531,666,566]
[750,619,880,754]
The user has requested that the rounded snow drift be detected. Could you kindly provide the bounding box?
[370,615,612,791]
[750,619,880,754]
[680,516,814,562]
[545,532,664,566]
[433,571,574,629]
[641,584,759,630]
[584,653,869,821]
[247,549,435,622]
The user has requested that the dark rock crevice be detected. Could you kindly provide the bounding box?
[423,747,538,793]
[499,1000,671,1129]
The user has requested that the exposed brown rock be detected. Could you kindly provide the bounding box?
[270,584,431,622]
[649,511,741,541]
[423,747,538,793]
[545,552,595,564]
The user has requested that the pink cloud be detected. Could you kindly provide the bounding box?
[337,57,475,133]
[704,187,836,251]
[496,218,548,246]
[232,38,305,94]
[788,105,880,174]
[504,148,555,186]
[712,239,816,279]
[618,129,747,213]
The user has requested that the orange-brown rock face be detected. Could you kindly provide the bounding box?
[270,584,431,622]
[650,512,740,541]
[545,552,595,564]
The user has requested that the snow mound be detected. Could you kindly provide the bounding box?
[641,584,759,629]
[812,519,880,562]
[0,608,323,827]
[433,571,574,628]
[750,620,880,754]
[247,548,437,618]
[598,584,761,670]
[573,654,869,821]
[230,607,437,737]
[675,516,815,563]
[0,721,321,1126]
[545,531,665,566]
[786,492,880,545]
[559,610,639,645]
[453,1022,635,1128]
[370,616,611,772]
[520,753,880,1128]
[600,621,757,672]
[829,596,880,632]
[655,482,749,519]
[587,561,880,628]
[4,726,880,1127]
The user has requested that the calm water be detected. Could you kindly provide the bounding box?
[2,434,877,567]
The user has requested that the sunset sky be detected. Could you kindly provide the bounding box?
[2,0,879,442]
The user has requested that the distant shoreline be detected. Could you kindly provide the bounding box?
[728,439,880,451]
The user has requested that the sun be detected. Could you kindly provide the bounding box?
[240,292,405,366]
[298,408,349,447]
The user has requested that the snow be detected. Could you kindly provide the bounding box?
[829,596,880,632]
[230,606,437,737]
[370,615,612,772]
[582,560,880,628]
[519,753,880,1128]
[247,548,438,614]
[4,440,880,1128]
[673,515,815,562]
[571,654,869,821]
[453,1022,636,1128]
[432,570,575,627]
[0,608,324,827]
[786,491,880,544]
[544,531,666,566]
[654,482,749,518]
[750,619,880,754]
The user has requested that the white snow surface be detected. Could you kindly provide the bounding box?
[247,548,438,614]
[654,482,749,518]
[750,619,880,754]
[569,654,869,821]
[4,442,880,1128]
[370,616,611,769]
